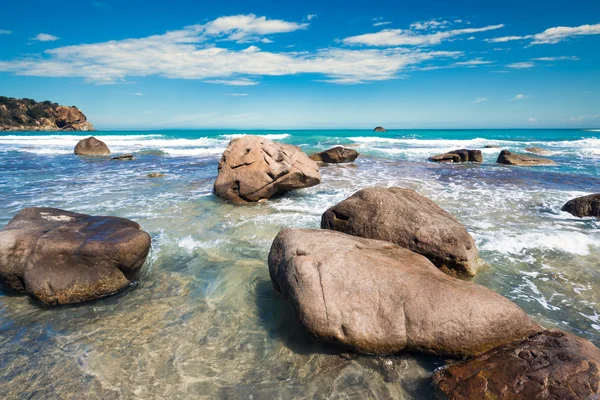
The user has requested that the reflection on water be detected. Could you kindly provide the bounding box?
[0,132,599,398]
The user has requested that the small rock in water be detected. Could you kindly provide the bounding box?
[0,207,151,305]
[309,147,359,163]
[147,172,165,178]
[433,330,600,400]
[484,145,501,148]
[562,193,600,218]
[525,146,553,155]
[373,126,387,132]
[74,136,110,155]
[428,149,482,163]
[112,154,135,161]
[496,150,557,166]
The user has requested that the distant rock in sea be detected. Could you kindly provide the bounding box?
[373,126,387,132]
[0,96,94,131]
[496,150,557,166]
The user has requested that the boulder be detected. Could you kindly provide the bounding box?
[112,154,135,161]
[309,147,359,163]
[496,150,557,166]
[374,126,387,132]
[268,228,540,356]
[0,207,151,305]
[213,135,321,204]
[74,136,110,155]
[525,146,553,156]
[321,187,479,276]
[428,149,483,163]
[433,330,600,400]
[562,193,600,218]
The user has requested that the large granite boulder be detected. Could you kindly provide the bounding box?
[433,330,600,399]
[429,149,483,163]
[213,135,321,204]
[525,146,553,156]
[374,126,387,132]
[268,229,540,356]
[562,193,600,218]
[0,207,151,305]
[74,136,110,155]
[309,147,359,163]
[497,150,557,166]
[321,187,479,276]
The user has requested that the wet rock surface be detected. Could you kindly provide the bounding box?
[429,149,483,163]
[309,147,359,163]
[0,207,151,305]
[562,193,600,218]
[74,136,110,155]
[497,150,557,166]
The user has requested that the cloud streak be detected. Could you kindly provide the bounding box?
[32,33,60,42]
[486,23,600,45]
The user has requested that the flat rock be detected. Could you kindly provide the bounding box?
[433,330,600,400]
[429,149,482,163]
[74,136,110,155]
[562,193,600,218]
[213,135,321,204]
[497,150,557,166]
[0,207,151,305]
[112,154,135,161]
[310,147,359,163]
[268,228,540,356]
[321,187,480,276]
[147,172,165,178]
[525,146,553,156]
[484,145,501,148]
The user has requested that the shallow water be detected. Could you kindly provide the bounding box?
[0,129,599,399]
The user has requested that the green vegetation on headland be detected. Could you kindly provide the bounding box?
[0,96,94,131]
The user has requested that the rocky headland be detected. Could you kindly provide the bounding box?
[0,96,94,131]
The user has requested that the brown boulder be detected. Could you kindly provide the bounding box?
[74,136,110,155]
[309,147,359,163]
[429,149,483,163]
[374,126,387,132]
[497,150,557,166]
[525,146,553,156]
[433,330,600,400]
[321,187,480,276]
[562,193,600,218]
[213,135,321,204]
[0,207,151,305]
[268,229,540,356]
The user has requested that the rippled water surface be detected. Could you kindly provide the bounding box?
[0,129,599,399]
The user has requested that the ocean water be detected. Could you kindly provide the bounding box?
[0,129,599,399]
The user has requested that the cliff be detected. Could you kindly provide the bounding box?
[0,96,95,131]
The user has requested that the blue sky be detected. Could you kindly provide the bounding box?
[0,0,599,130]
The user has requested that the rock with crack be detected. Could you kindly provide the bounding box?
[268,228,540,356]
[213,135,321,204]
[433,330,600,399]
[497,150,557,166]
[0,207,151,305]
[309,147,359,163]
[321,187,480,276]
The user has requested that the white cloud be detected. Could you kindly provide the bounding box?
[529,117,537,122]
[410,19,449,30]
[453,58,494,66]
[486,23,600,45]
[0,14,466,85]
[530,56,579,61]
[418,58,493,71]
[473,97,489,103]
[131,92,143,96]
[343,24,504,46]
[569,115,600,121]
[32,33,60,42]
[510,94,526,101]
[225,93,249,96]
[506,61,535,69]
[374,21,392,27]
[467,36,475,40]
[0,30,12,35]
[260,38,273,43]
[305,14,317,21]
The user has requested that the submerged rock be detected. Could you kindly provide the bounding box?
[309,147,359,163]
[74,136,110,155]
[321,187,480,276]
[525,146,553,155]
[268,229,540,356]
[429,149,482,163]
[147,172,165,178]
[0,207,151,305]
[484,145,501,148]
[213,135,321,204]
[562,193,600,218]
[496,150,557,166]
[433,330,600,400]
[112,154,135,161]
[374,126,387,132]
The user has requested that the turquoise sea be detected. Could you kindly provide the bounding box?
[1,129,599,398]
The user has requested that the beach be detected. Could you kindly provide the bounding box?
[1,128,599,398]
